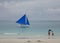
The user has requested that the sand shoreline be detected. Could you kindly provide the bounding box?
[0,38,60,43]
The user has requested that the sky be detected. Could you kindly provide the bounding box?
[0,0,60,21]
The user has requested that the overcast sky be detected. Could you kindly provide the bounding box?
[0,0,60,21]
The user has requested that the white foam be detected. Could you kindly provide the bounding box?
[4,33,18,35]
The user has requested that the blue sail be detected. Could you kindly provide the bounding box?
[26,18,30,25]
[16,14,30,25]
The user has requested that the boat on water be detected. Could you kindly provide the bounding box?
[16,14,30,28]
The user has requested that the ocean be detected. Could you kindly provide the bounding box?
[0,20,60,39]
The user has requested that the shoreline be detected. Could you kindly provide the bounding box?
[0,35,60,39]
[0,38,60,43]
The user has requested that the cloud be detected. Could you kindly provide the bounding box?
[0,0,60,20]
[0,0,34,2]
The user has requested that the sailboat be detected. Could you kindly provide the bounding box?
[16,14,30,28]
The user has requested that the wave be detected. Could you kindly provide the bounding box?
[0,33,18,35]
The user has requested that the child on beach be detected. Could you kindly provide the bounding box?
[52,31,54,38]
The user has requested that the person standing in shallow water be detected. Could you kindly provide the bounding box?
[48,31,50,39]
[48,29,51,39]
[52,31,54,38]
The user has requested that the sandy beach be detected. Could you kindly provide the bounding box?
[0,38,60,43]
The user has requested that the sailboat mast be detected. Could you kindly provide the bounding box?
[25,14,27,25]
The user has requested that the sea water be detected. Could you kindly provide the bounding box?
[0,20,60,39]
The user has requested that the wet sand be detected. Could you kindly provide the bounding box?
[0,38,60,43]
